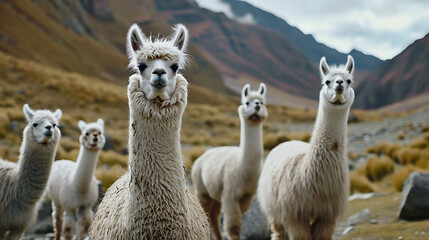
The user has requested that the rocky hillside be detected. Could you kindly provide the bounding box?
[216,0,382,71]
[355,33,429,109]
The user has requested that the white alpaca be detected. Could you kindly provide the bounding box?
[192,83,268,240]
[46,119,105,240]
[0,104,62,240]
[258,56,355,240]
[90,24,210,239]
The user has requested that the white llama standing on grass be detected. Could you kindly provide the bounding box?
[90,23,210,239]
[258,56,355,240]
[192,83,268,240]
[0,104,62,240]
[46,119,106,240]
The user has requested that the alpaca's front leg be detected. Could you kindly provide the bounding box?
[76,207,93,240]
[270,220,289,240]
[52,202,63,240]
[311,217,336,240]
[286,217,311,240]
[4,228,25,240]
[199,194,222,240]
[222,198,242,240]
[63,210,76,240]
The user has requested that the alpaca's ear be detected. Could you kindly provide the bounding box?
[242,84,250,99]
[97,118,104,128]
[78,120,87,132]
[319,57,330,77]
[172,24,189,52]
[258,83,266,96]
[127,24,146,59]
[23,104,34,122]
[53,109,62,120]
[346,55,355,74]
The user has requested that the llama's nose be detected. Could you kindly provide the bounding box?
[45,125,52,130]
[94,137,98,143]
[336,80,344,84]
[152,68,166,77]
[255,105,260,111]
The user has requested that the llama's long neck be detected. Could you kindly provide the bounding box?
[72,146,100,194]
[306,94,351,169]
[239,112,263,172]
[125,75,190,234]
[17,127,58,206]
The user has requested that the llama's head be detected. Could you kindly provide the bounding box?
[78,119,106,151]
[239,83,268,125]
[23,104,62,144]
[126,23,189,101]
[319,55,355,108]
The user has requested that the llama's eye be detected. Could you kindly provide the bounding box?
[138,63,147,73]
[86,132,90,136]
[347,79,352,84]
[32,123,38,128]
[325,80,331,85]
[53,124,57,128]
[245,102,249,105]
[170,63,179,72]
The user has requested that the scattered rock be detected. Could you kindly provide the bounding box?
[398,236,404,240]
[399,172,429,220]
[220,197,270,240]
[369,219,378,224]
[342,226,354,235]
[347,208,371,226]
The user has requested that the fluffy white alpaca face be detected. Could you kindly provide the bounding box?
[126,24,188,100]
[320,55,355,106]
[78,119,106,151]
[23,104,62,144]
[241,83,268,125]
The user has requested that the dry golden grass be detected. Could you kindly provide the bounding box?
[99,150,128,167]
[391,165,429,191]
[350,171,378,194]
[397,130,405,140]
[421,124,429,133]
[396,147,421,165]
[410,138,429,149]
[365,156,395,182]
[263,131,311,150]
[95,164,127,191]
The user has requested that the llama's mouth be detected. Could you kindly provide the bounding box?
[330,99,347,105]
[151,83,165,90]
[248,114,264,123]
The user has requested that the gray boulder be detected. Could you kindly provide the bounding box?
[399,172,429,220]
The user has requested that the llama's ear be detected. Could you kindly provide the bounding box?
[345,55,355,74]
[242,84,250,99]
[97,118,104,128]
[258,83,266,96]
[53,109,62,121]
[172,24,189,52]
[127,24,145,58]
[78,120,87,131]
[319,57,330,77]
[23,104,34,122]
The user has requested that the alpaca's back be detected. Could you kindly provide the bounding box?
[47,160,98,210]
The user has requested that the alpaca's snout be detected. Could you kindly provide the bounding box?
[255,105,260,111]
[335,85,344,94]
[44,130,53,137]
[150,77,167,89]
[152,68,166,77]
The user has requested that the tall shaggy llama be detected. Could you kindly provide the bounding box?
[192,83,267,240]
[90,24,210,239]
[0,104,62,240]
[47,119,106,240]
[258,56,355,240]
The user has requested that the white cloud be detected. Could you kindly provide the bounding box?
[196,0,429,60]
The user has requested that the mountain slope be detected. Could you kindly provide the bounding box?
[355,33,429,109]
[155,0,320,105]
[212,0,383,71]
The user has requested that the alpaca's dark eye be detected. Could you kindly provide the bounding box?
[325,80,331,85]
[170,63,179,72]
[245,102,249,105]
[347,79,352,84]
[53,124,57,128]
[32,123,38,127]
[86,132,90,136]
[138,63,147,73]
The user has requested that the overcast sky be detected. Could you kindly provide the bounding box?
[195,0,429,60]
